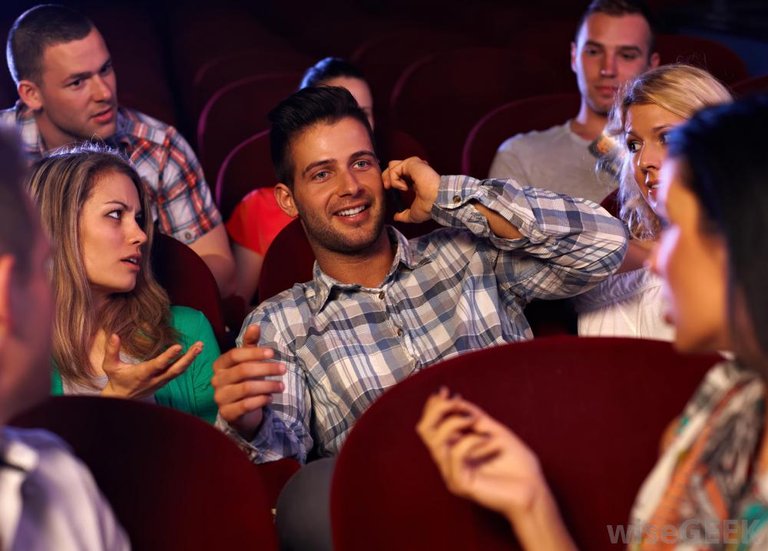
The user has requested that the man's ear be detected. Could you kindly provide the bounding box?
[0,255,16,344]
[649,51,660,69]
[274,183,299,218]
[17,79,43,111]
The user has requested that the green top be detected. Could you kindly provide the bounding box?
[50,305,220,424]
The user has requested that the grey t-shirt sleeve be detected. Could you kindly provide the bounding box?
[488,136,530,183]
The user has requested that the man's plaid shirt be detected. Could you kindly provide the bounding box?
[221,175,627,463]
[0,103,221,243]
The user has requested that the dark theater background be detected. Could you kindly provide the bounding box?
[1,0,766,161]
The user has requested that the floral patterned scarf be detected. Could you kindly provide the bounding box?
[629,361,768,550]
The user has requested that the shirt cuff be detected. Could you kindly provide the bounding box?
[431,175,491,234]
[215,409,278,464]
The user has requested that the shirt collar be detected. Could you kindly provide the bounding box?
[306,225,431,312]
[0,429,39,474]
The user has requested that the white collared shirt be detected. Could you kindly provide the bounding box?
[0,427,129,550]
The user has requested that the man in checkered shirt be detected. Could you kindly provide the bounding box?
[212,86,628,464]
[2,4,235,295]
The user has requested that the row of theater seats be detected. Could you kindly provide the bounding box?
[11,336,722,550]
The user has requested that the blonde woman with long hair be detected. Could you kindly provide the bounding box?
[28,146,219,423]
[576,64,732,339]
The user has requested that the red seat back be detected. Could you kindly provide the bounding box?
[11,396,278,550]
[390,47,568,173]
[461,93,581,177]
[655,34,749,84]
[196,73,300,183]
[352,28,481,156]
[257,218,314,303]
[216,130,275,221]
[191,49,311,125]
[732,73,768,98]
[151,233,227,349]
[332,336,719,550]
[600,188,621,218]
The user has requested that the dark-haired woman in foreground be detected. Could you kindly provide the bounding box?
[418,96,768,549]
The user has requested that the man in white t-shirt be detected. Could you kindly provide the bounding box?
[0,127,128,551]
[489,0,659,203]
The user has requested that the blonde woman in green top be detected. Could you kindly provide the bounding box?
[28,146,219,423]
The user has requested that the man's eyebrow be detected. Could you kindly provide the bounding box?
[584,40,605,49]
[349,150,377,161]
[302,159,336,177]
[63,58,112,82]
[64,70,93,82]
[617,45,643,54]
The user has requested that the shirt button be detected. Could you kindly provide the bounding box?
[184,231,193,241]
[378,291,385,299]
[397,328,404,337]
[452,194,462,204]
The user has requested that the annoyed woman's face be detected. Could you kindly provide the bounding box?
[78,170,147,307]
[624,103,686,212]
[649,157,730,353]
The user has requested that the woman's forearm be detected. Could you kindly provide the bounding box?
[507,485,578,551]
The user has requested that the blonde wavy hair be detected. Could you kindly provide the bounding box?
[605,64,732,239]
[27,145,178,388]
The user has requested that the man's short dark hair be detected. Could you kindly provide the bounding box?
[575,0,656,54]
[6,4,94,85]
[0,125,34,278]
[268,86,376,187]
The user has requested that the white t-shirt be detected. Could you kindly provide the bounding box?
[489,122,616,204]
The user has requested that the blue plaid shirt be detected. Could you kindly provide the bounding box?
[223,175,627,463]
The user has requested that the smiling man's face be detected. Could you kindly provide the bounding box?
[278,116,386,256]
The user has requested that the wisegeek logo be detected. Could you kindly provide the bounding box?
[606,520,761,545]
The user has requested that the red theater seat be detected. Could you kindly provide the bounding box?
[11,396,278,551]
[352,28,481,152]
[257,218,314,303]
[654,34,749,84]
[390,47,568,174]
[215,130,275,221]
[196,73,300,183]
[332,336,719,551]
[151,233,227,349]
[732,73,768,98]
[191,49,311,126]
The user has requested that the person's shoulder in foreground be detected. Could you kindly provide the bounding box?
[0,121,128,549]
[0,427,130,550]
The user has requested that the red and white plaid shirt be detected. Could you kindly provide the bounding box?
[0,102,222,244]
